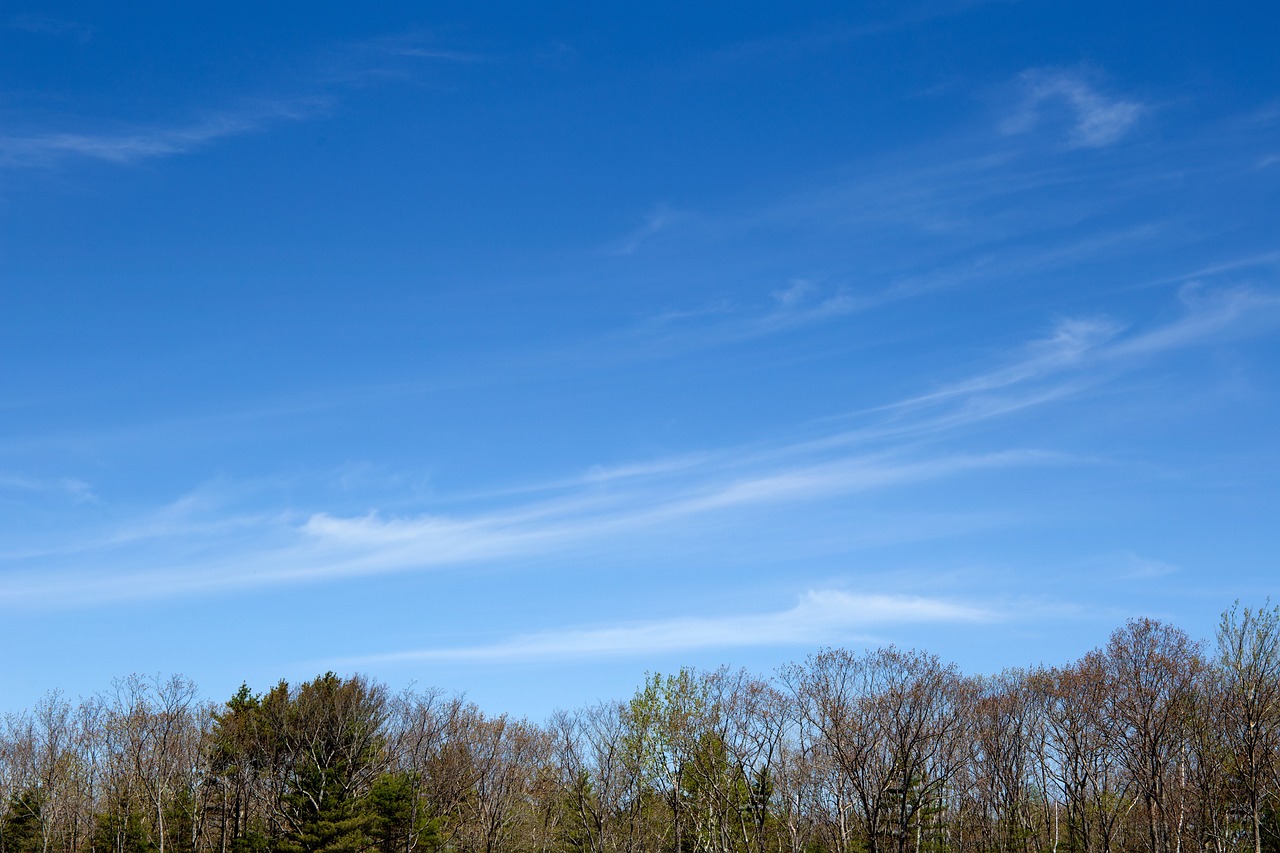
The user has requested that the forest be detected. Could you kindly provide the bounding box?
[2,605,1279,853]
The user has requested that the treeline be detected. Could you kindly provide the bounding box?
[3,605,1280,853]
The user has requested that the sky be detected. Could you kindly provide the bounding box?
[1,1,1278,720]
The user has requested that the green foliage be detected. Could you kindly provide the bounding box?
[229,831,270,853]
[212,684,261,757]
[91,801,152,853]
[7,608,1280,853]
[625,669,712,787]
[1263,804,1280,853]
[208,674,396,853]
[162,788,199,853]
[256,673,389,853]
[1,790,44,853]
[363,772,439,853]
[273,807,367,853]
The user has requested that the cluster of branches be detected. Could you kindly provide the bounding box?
[3,604,1280,853]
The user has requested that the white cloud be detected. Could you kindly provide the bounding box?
[0,445,1056,608]
[864,316,1123,418]
[773,278,817,307]
[351,31,491,63]
[1116,553,1178,580]
[879,286,1280,418]
[1,287,1273,609]
[1109,285,1280,357]
[1003,69,1144,148]
[609,204,689,255]
[294,449,1055,565]
[7,14,93,42]
[0,98,330,170]
[626,282,869,357]
[326,589,996,665]
[0,473,96,503]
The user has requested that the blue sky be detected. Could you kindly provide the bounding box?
[2,1,1278,718]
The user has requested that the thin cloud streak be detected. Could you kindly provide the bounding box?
[1002,69,1145,148]
[298,448,1058,555]
[877,286,1280,415]
[0,98,331,169]
[7,14,93,42]
[0,473,96,503]
[350,30,494,64]
[698,0,1019,70]
[608,204,690,255]
[1,287,1273,608]
[0,26,486,172]
[0,447,1057,609]
[294,287,1279,578]
[1150,252,1280,287]
[592,134,1180,366]
[326,590,997,665]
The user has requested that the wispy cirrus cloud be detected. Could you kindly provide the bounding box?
[1002,68,1145,148]
[696,0,1020,70]
[0,473,96,503]
[634,282,867,349]
[325,589,996,665]
[0,444,1056,608]
[1113,552,1179,581]
[591,102,1175,364]
[598,214,1170,365]
[1,27,489,172]
[623,284,1280,465]
[299,446,1055,554]
[7,14,93,42]
[608,204,691,255]
[880,285,1280,416]
[0,97,331,169]
[357,31,492,63]
[1,286,1274,609]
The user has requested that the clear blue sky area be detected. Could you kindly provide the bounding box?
[2,1,1278,718]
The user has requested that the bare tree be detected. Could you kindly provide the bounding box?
[713,671,790,853]
[100,675,204,853]
[1217,601,1280,853]
[967,671,1047,853]
[770,705,822,853]
[1029,659,1134,853]
[1183,668,1236,853]
[1099,619,1205,853]
[384,686,455,853]
[784,646,969,853]
[3,691,93,853]
[414,699,487,852]
[463,715,547,853]
[550,701,637,853]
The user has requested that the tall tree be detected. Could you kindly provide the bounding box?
[1099,619,1204,853]
[712,671,790,853]
[1027,661,1131,853]
[784,646,970,853]
[1217,601,1280,853]
[625,669,712,853]
[256,673,390,853]
[968,671,1045,853]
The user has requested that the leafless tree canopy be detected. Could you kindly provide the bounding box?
[3,607,1279,853]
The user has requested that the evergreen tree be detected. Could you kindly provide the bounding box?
[1,791,44,853]
[259,674,389,853]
